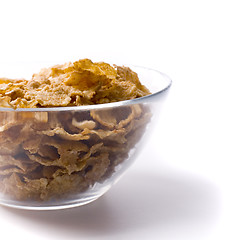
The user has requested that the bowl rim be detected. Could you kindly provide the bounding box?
[0,65,172,112]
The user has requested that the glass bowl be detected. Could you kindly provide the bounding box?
[0,65,171,210]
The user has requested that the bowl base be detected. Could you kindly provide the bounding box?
[0,185,111,210]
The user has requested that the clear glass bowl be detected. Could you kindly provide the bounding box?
[0,65,171,210]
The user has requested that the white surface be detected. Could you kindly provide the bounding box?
[0,0,240,239]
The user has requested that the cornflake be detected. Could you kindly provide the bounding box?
[0,59,152,201]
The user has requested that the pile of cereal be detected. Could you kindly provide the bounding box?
[0,59,151,201]
[0,58,150,108]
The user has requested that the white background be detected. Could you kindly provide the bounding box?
[0,0,240,239]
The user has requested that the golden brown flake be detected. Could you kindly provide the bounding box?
[0,59,152,202]
[0,59,150,108]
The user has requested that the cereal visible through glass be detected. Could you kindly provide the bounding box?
[0,59,152,204]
